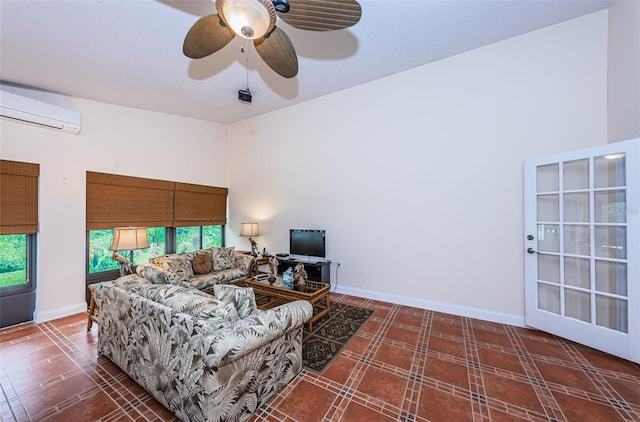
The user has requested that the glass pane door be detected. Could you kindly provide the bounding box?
[524,138,639,363]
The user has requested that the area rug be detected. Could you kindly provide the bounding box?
[302,302,375,374]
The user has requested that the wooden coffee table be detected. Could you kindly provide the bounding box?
[243,276,331,332]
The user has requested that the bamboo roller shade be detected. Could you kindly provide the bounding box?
[0,160,40,235]
[174,182,228,227]
[86,172,228,230]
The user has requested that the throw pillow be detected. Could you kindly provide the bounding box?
[113,274,150,290]
[150,253,194,279]
[133,284,239,330]
[142,265,169,284]
[192,253,213,275]
[192,300,240,330]
[213,284,257,319]
[213,246,236,271]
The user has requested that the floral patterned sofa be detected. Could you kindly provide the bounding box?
[95,274,312,422]
[137,246,254,291]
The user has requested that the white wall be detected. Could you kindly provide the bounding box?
[607,0,640,143]
[0,98,228,322]
[228,11,609,325]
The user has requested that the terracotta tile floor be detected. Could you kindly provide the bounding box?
[1,293,639,421]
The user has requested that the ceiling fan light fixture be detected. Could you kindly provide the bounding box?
[220,0,275,40]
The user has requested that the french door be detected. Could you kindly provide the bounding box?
[524,138,639,363]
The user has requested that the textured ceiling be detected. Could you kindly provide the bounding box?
[0,0,612,124]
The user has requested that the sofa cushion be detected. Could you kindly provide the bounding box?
[212,247,236,271]
[213,284,257,319]
[150,253,194,279]
[188,268,247,290]
[138,263,191,287]
[192,253,213,275]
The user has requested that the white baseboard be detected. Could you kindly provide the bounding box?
[332,285,526,328]
[34,302,87,324]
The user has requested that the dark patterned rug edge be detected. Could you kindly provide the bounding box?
[302,302,375,375]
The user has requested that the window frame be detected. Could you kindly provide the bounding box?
[0,233,37,297]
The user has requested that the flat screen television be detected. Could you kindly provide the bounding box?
[289,229,326,259]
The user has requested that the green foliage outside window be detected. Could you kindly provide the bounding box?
[176,226,199,253]
[203,225,223,249]
[176,225,223,253]
[88,230,119,273]
[0,234,27,288]
[88,227,166,274]
[138,227,166,263]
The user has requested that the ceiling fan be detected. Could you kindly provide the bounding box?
[183,0,362,78]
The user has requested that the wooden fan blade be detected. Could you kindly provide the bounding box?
[278,0,361,31]
[183,14,234,59]
[254,27,298,78]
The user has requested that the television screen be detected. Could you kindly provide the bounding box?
[290,229,326,258]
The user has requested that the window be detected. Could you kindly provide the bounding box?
[176,225,223,253]
[87,225,222,276]
[0,234,29,288]
[88,227,166,274]
[1,159,38,326]
[203,225,223,248]
[86,172,228,280]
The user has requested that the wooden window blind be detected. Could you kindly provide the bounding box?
[86,172,228,230]
[174,183,228,227]
[0,160,40,235]
[86,172,174,230]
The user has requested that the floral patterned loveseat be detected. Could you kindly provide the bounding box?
[95,274,312,422]
[137,246,254,291]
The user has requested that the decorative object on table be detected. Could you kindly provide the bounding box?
[182,0,362,79]
[109,227,149,276]
[282,267,294,288]
[111,252,132,275]
[268,255,279,284]
[240,222,260,257]
[294,263,307,288]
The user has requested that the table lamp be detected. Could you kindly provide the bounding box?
[240,222,260,257]
[110,227,150,275]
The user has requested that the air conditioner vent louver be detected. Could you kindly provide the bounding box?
[0,89,81,134]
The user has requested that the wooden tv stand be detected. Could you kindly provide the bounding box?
[277,258,331,284]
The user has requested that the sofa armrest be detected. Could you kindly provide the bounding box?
[203,300,312,367]
[234,253,255,274]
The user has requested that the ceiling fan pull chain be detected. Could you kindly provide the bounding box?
[272,0,289,13]
[243,39,250,91]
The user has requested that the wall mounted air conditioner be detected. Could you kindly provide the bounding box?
[0,89,81,134]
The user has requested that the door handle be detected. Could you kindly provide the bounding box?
[527,248,536,254]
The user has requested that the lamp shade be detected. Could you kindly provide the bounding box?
[240,222,259,237]
[109,227,150,251]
